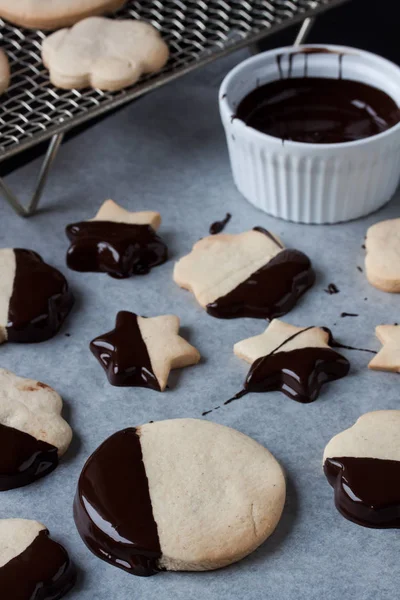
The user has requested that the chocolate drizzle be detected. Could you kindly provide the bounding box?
[206,246,315,320]
[7,249,74,343]
[209,213,231,235]
[90,311,160,390]
[66,221,168,279]
[236,69,400,144]
[0,529,76,599]
[74,427,162,577]
[324,283,339,295]
[324,457,400,528]
[0,423,58,491]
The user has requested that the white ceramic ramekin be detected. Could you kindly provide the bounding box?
[219,45,400,224]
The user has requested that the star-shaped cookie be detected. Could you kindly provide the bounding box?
[368,325,400,372]
[66,199,168,279]
[173,228,314,319]
[90,311,200,391]
[233,319,350,403]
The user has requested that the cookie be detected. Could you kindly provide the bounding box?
[0,519,76,599]
[42,17,169,91]
[0,248,73,343]
[233,319,349,403]
[0,49,10,96]
[365,218,400,292]
[0,369,72,490]
[74,418,286,576]
[173,227,315,319]
[368,325,400,372]
[324,411,400,528]
[90,311,200,390]
[66,199,168,278]
[0,0,126,30]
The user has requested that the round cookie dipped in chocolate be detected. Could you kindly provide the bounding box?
[0,248,73,344]
[0,519,76,599]
[66,199,168,279]
[0,369,72,491]
[324,411,400,528]
[74,418,286,576]
[174,227,314,319]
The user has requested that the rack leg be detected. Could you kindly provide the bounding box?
[0,131,64,217]
[293,16,316,46]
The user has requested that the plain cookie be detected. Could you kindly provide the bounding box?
[0,248,73,343]
[0,368,72,490]
[42,17,169,90]
[0,519,75,599]
[174,227,315,319]
[0,49,10,95]
[66,199,168,278]
[324,410,400,528]
[0,0,126,30]
[90,311,200,390]
[365,218,400,292]
[74,418,286,575]
[368,324,400,372]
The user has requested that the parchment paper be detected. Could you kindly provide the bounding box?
[2,50,400,600]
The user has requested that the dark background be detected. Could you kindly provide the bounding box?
[3,0,399,175]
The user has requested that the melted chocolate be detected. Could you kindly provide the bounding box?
[74,427,161,577]
[324,283,339,295]
[324,457,400,528]
[236,76,400,144]
[66,221,168,279]
[0,529,76,599]
[0,423,58,491]
[90,311,160,390]
[341,312,358,318]
[209,213,232,235]
[207,248,315,320]
[7,249,74,343]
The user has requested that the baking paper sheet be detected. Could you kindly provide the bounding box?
[2,50,400,599]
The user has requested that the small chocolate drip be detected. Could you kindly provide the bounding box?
[209,213,232,235]
[0,529,76,598]
[324,283,339,295]
[329,339,376,355]
[0,423,58,491]
[252,226,284,248]
[206,249,315,320]
[324,456,400,528]
[90,311,160,390]
[362,244,366,249]
[357,266,363,272]
[7,249,73,343]
[341,312,358,318]
[224,389,248,406]
[66,221,168,279]
[74,428,162,577]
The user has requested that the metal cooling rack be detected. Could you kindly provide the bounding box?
[0,0,348,216]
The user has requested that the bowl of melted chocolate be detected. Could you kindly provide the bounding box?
[219,45,400,224]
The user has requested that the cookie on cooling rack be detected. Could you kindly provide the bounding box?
[0,0,126,30]
[42,17,169,91]
[0,49,9,95]
[74,418,286,576]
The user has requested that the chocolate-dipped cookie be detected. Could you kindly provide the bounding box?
[173,227,314,319]
[0,519,76,599]
[232,319,349,403]
[324,411,400,528]
[90,311,200,390]
[66,199,168,278]
[0,248,73,343]
[0,369,72,491]
[74,419,286,576]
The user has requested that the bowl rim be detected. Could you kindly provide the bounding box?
[219,43,400,151]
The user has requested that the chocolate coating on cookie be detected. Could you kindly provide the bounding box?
[74,428,161,577]
[0,528,76,599]
[66,221,168,279]
[90,311,160,390]
[6,249,73,343]
[0,424,58,491]
[324,457,400,528]
[207,248,315,320]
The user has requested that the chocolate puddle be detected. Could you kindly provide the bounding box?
[0,423,58,491]
[90,311,160,390]
[74,428,162,576]
[324,456,400,528]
